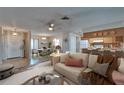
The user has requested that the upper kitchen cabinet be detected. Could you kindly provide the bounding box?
[103,37,113,43]
[82,27,124,38]
[82,27,124,48]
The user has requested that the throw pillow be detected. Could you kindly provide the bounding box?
[65,57,84,67]
[92,62,109,77]
[112,70,124,85]
[97,55,118,83]
[118,58,124,74]
[88,55,98,68]
[70,53,89,67]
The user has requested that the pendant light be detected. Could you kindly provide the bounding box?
[12,27,17,36]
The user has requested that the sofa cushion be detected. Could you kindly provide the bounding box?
[82,68,93,73]
[60,53,69,63]
[117,58,122,65]
[70,53,89,67]
[118,58,124,74]
[65,57,84,67]
[54,63,86,83]
[88,55,98,68]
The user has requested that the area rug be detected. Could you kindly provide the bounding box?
[0,61,53,85]
[14,60,52,74]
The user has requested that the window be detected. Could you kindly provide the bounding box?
[31,39,33,49]
[80,40,89,48]
[53,38,60,46]
[31,39,38,49]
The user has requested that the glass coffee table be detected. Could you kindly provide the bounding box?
[23,72,63,85]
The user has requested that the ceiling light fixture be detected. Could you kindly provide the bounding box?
[42,37,47,40]
[12,32,17,36]
[48,23,54,31]
[48,27,53,31]
[50,23,54,27]
[12,27,17,36]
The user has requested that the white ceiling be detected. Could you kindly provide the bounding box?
[0,7,124,36]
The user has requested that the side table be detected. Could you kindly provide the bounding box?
[50,53,60,66]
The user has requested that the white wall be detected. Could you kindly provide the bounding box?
[0,27,2,63]
[76,36,81,52]
[61,33,69,52]
[52,33,69,52]
[1,30,25,59]
[68,33,76,53]
[53,32,81,53]
[0,26,30,63]
[68,33,81,53]
[6,31,24,58]
[51,31,82,53]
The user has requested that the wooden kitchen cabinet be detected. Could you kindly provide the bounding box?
[103,31,108,36]
[115,36,123,42]
[97,32,103,37]
[92,33,97,37]
[103,37,113,43]
[82,27,124,48]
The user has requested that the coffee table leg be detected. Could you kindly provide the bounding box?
[60,78,64,85]
[33,78,35,85]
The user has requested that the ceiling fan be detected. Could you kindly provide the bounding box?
[61,16,70,20]
[47,16,70,31]
[48,23,55,31]
[33,14,71,31]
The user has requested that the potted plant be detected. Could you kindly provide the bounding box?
[48,42,52,48]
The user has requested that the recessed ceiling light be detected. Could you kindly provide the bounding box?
[12,32,17,36]
[42,37,47,40]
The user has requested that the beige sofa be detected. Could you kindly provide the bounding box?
[54,53,98,84]
[54,53,124,85]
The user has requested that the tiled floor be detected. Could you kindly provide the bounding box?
[0,57,70,85]
[2,55,50,70]
[3,58,28,69]
[0,61,53,85]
